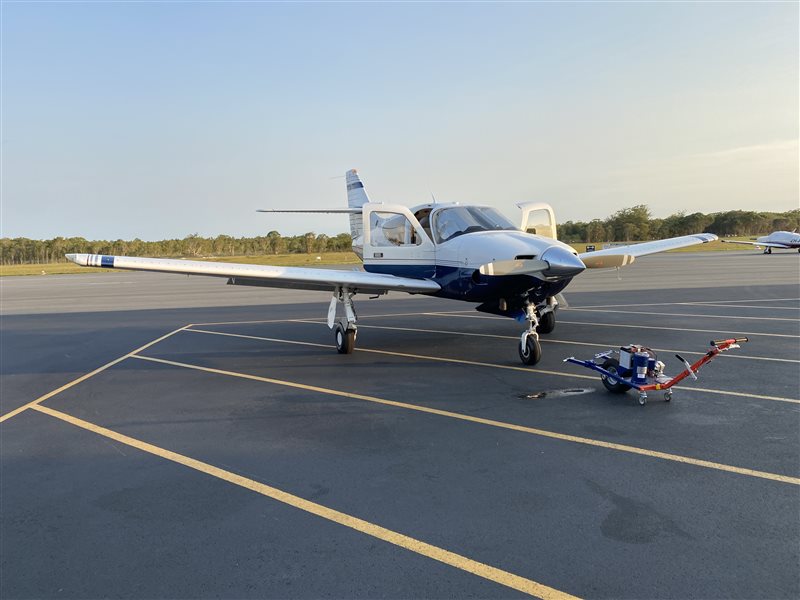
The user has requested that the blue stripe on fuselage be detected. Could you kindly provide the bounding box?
[364,263,571,304]
[101,255,115,268]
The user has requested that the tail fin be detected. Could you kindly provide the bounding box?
[346,169,370,257]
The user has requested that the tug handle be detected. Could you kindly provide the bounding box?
[711,337,749,346]
[675,354,698,380]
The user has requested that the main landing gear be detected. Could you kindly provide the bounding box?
[329,287,358,354]
[518,297,558,366]
[764,247,772,254]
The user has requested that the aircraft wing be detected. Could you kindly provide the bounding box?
[65,254,440,294]
[578,233,718,268]
[720,239,790,249]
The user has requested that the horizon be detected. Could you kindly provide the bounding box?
[2,3,798,240]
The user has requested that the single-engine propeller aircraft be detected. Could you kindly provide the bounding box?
[67,170,718,365]
[721,231,800,254]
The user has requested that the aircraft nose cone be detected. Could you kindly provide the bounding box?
[540,246,586,279]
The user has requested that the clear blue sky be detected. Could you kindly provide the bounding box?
[2,1,797,240]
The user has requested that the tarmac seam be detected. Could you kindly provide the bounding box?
[182,327,800,405]
[30,403,579,600]
[129,353,800,485]
[0,325,192,424]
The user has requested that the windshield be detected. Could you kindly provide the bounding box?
[432,206,516,243]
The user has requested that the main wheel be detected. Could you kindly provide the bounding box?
[536,311,556,334]
[600,358,631,393]
[519,336,542,365]
[334,324,355,354]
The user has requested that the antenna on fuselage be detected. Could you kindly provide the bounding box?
[430,192,438,205]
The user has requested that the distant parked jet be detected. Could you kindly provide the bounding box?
[722,231,800,254]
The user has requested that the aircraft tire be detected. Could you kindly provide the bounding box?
[536,311,556,334]
[334,324,355,354]
[519,336,542,366]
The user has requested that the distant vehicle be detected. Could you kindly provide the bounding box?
[721,231,800,254]
[67,169,717,366]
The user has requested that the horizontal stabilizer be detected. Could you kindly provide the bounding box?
[257,208,363,214]
[720,239,789,249]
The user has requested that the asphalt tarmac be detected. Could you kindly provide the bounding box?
[1,250,799,599]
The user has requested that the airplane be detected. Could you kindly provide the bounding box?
[66,169,718,366]
[721,231,800,254]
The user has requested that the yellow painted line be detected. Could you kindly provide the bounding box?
[424,313,800,340]
[0,325,191,424]
[183,328,800,405]
[291,320,799,364]
[568,308,799,322]
[30,404,577,600]
[130,353,800,485]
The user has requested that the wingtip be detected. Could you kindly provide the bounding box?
[65,253,88,266]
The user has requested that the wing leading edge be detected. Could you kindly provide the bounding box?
[65,254,440,294]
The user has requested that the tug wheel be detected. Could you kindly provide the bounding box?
[519,336,542,366]
[536,311,556,334]
[664,390,673,402]
[601,359,631,393]
[334,324,355,354]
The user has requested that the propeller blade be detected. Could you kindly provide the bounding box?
[478,259,548,276]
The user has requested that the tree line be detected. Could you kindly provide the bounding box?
[558,207,799,244]
[0,231,353,265]
[2,208,798,265]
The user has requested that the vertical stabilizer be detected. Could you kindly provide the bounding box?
[346,169,369,258]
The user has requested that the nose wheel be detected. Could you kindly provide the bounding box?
[519,333,542,365]
[519,302,543,365]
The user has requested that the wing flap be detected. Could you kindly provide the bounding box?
[65,254,440,294]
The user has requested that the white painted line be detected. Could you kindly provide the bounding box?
[574,298,800,309]
[567,308,799,323]
[179,328,800,405]
[289,321,798,365]
[680,302,800,311]
[192,311,447,327]
[422,313,800,339]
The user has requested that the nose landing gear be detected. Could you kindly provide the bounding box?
[519,302,543,365]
